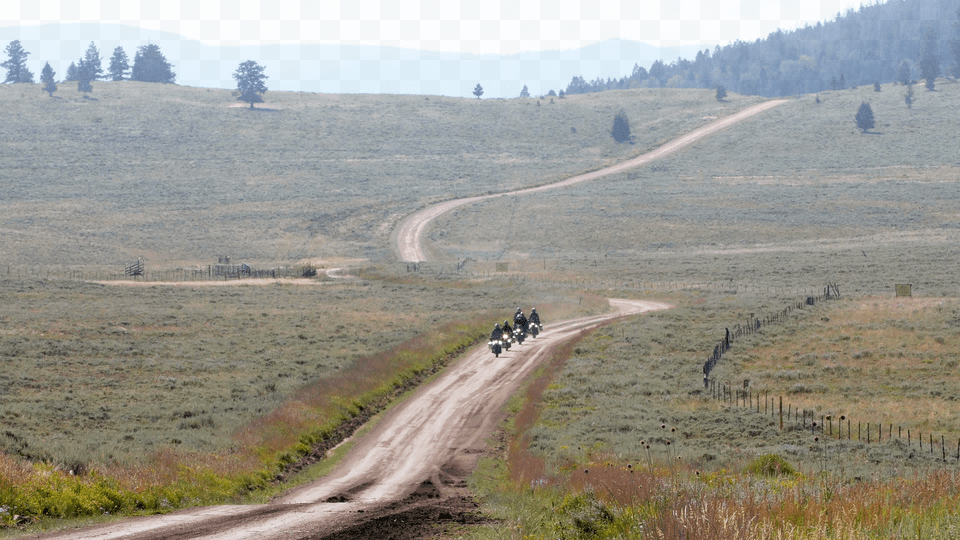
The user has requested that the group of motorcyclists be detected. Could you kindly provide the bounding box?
[488,307,542,357]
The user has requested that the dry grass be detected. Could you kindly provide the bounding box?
[717,296,960,439]
[429,80,960,297]
[0,82,762,267]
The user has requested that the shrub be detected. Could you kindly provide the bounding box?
[745,454,796,476]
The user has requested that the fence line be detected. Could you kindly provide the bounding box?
[702,284,840,381]
[705,380,959,463]
[700,282,956,464]
[0,263,315,282]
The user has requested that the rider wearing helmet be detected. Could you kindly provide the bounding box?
[529,308,541,327]
[501,319,513,338]
[514,308,528,333]
[490,323,502,341]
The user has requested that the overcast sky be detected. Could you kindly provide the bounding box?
[5,0,872,55]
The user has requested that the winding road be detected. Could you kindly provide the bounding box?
[32,99,784,540]
[395,99,786,262]
[34,300,670,540]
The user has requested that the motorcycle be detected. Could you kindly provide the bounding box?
[513,324,526,345]
[488,339,503,357]
[501,331,513,351]
[528,322,540,338]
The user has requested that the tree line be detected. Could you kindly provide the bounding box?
[562,0,960,98]
[2,40,268,107]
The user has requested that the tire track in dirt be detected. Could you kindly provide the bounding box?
[394,99,787,262]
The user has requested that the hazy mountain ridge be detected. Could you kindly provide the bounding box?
[0,23,700,98]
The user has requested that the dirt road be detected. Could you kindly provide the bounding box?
[394,99,787,262]
[32,299,670,540]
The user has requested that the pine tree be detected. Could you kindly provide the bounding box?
[716,85,727,101]
[83,42,103,81]
[108,47,130,81]
[232,60,268,108]
[2,40,34,83]
[40,62,56,96]
[472,83,483,99]
[610,109,631,142]
[77,59,93,96]
[131,44,176,84]
[64,62,78,82]
[919,27,940,91]
[855,101,874,133]
[519,85,529,98]
[897,60,911,85]
[904,84,915,109]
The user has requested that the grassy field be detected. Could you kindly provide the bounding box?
[430,79,960,296]
[465,289,960,539]
[3,76,960,537]
[0,275,598,467]
[0,82,761,267]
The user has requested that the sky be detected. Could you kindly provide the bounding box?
[4,0,873,55]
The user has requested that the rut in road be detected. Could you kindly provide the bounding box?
[394,99,787,262]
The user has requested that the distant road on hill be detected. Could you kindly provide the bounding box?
[394,98,788,262]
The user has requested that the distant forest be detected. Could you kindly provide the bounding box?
[565,0,960,97]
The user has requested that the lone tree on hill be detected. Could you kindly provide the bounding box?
[919,27,940,91]
[855,102,875,133]
[715,84,727,101]
[874,81,881,92]
[904,84,915,108]
[108,46,130,81]
[131,44,176,83]
[83,42,104,81]
[519,84,529,98]
[40,62,56,96]
[897,60,911,85]
[232,60,268,108]
[473,83,483,99]
[610,108,632,143]
[2,40,34,83]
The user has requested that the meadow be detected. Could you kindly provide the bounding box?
[461,289,960,539]
[0,82,760,268]
[430,79,960,295]
[443,79,960,539]
[2,75,960,537]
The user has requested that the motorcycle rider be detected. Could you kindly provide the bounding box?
[501,319,513,339]
[514,308,528,332]
[529,308,541,328]
[490,323,502,342]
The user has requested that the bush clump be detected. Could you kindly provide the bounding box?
[745,454,796,477]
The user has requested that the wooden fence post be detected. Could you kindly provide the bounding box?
[779,396,783,430]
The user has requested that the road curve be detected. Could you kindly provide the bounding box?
[394,99,788,262]
[34,299,671,540]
